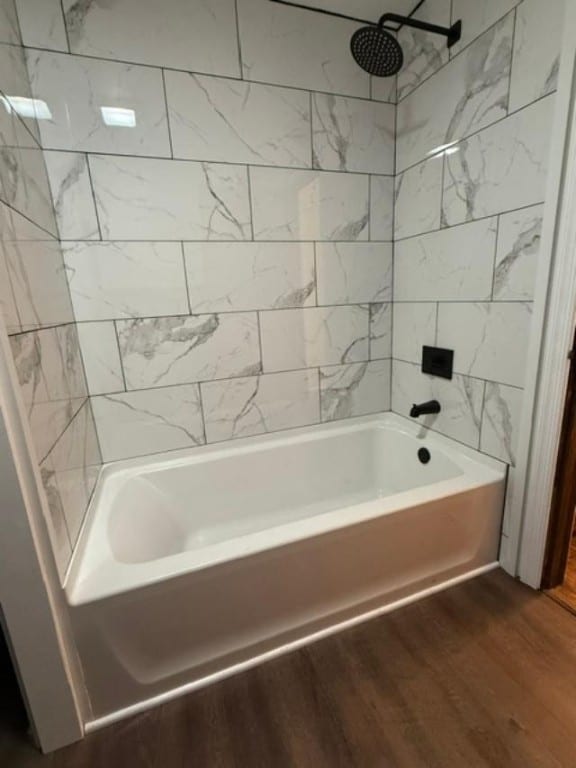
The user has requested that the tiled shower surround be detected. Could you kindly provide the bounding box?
[0,0,566,575]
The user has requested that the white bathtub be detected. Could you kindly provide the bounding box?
[65,413,506,727]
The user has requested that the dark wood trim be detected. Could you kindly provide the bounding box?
[542,325,576,588]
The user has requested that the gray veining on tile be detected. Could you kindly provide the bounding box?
[480,382,523,466]
[494,205,542,301]
[202,369,319,443]
[320,360,390,422]
[369,302,392,360]
[316,242,392,305]
[15,0,68,51]
[44,151,100,240]
[117,313,261,390]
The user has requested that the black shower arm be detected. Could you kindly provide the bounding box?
[268,2,461,45]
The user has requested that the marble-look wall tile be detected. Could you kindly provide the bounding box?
[27,51,171,157]
[77,322,124,396]
[370,303,392,360]
[0,42,41,144]
[397,13,513,172]
[166,72,311,168]
[393,303,437,364]
[260,305,369,372]
[251,167,369,242]
[10,324,87,461]
[0,146,58,235]
[509,0,565,114]
[62,0,240,78]
[370,176,394,242]
[90,156,251,241]
[437,302,532,388]
[39,459,71,579]
[371,74,397,104]
[394,218,497,301]
[0,243,19,332]
[395,157,442,240]
[320,360,391,422]
[480,382,523,466]
[392,359,484,448]
[0,0,20,44]
[184,242,315,314]
[63,241,188,321]
[443,95,554,227]
[312,94,394,174]
[237,0,368,98]
[117,313,261,390]
[41,400,101,545]
[15,0,68,51]
[450,0,521,55]
[316,242,392,305]
[202,369,319,443]
[92,385,205,462]
[0,198,52,241]
[5,239,73,328]
[44,151,99,241]
[493,205,542,302]
[396,0,451,102]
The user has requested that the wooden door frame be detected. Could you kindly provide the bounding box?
[541,326,576,589]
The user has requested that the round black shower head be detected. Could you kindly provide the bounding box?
[350,24,403,77]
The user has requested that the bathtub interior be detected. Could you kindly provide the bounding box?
[107,422,465,566]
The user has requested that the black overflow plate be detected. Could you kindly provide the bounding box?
[422,346,454,380]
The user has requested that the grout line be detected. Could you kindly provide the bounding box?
[393,357,525,391]
[85,154,103,240]
[58,0,71,53]
[507,7,518,114]
[161,69,175,159]
[196,381,208,445]
[478,379,488,451]
[255,310,265,374]
[246,166,255,241]
[491,214,501,300]
[112,320,128,392]
[180,242,192,313]
[233,0,244,80]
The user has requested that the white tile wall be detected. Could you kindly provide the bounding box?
[320,360,391,422]
[316,243,392,305]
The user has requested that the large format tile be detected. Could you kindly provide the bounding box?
[397,13,513,172]
[92,385,205,462]
[393,303,437,364]
[15,0,68,51]
[117,314,261,390]
[392,359,484,448]
[396,0,451,101]
[316,242,392,305]
[0,0,20,44]
[509,0,564,113]
[0,42,40,144]
[312,94,394,174]
[480,382,523,466]
[44,151,100,241]
[202,369,319,443]
[27,51,171,156]
[10,324,87,461]
[42,400,101,546]
[77,322,124,396]
[62,0,240,77]
[395,157,442,240]
[450,0,521,55]
[184,242,315,314]
[0,146,57,235]
[394,218,497,301]
[320,360,391,422]
[493,205,542,301]
[443,96,554,226]
[260,306,369,372]
[370,176,394,241]
[0,244,19,332]
[237,0,368,97]
[5,239,73,329]
[63,241,188,321]
[89,156,251,241]
[166,72,311,168]
[370,303,392,360]
[251,167,369,242]
[437,302,532,388]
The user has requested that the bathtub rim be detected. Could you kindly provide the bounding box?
[65,413,506,606]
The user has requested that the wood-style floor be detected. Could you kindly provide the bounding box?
[548,536,576,614]
[5,569,576,768]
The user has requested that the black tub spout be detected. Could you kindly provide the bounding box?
[410,400,441,418]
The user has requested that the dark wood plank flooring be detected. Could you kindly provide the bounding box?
[548,536,576,615]
[5,569,576,767]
